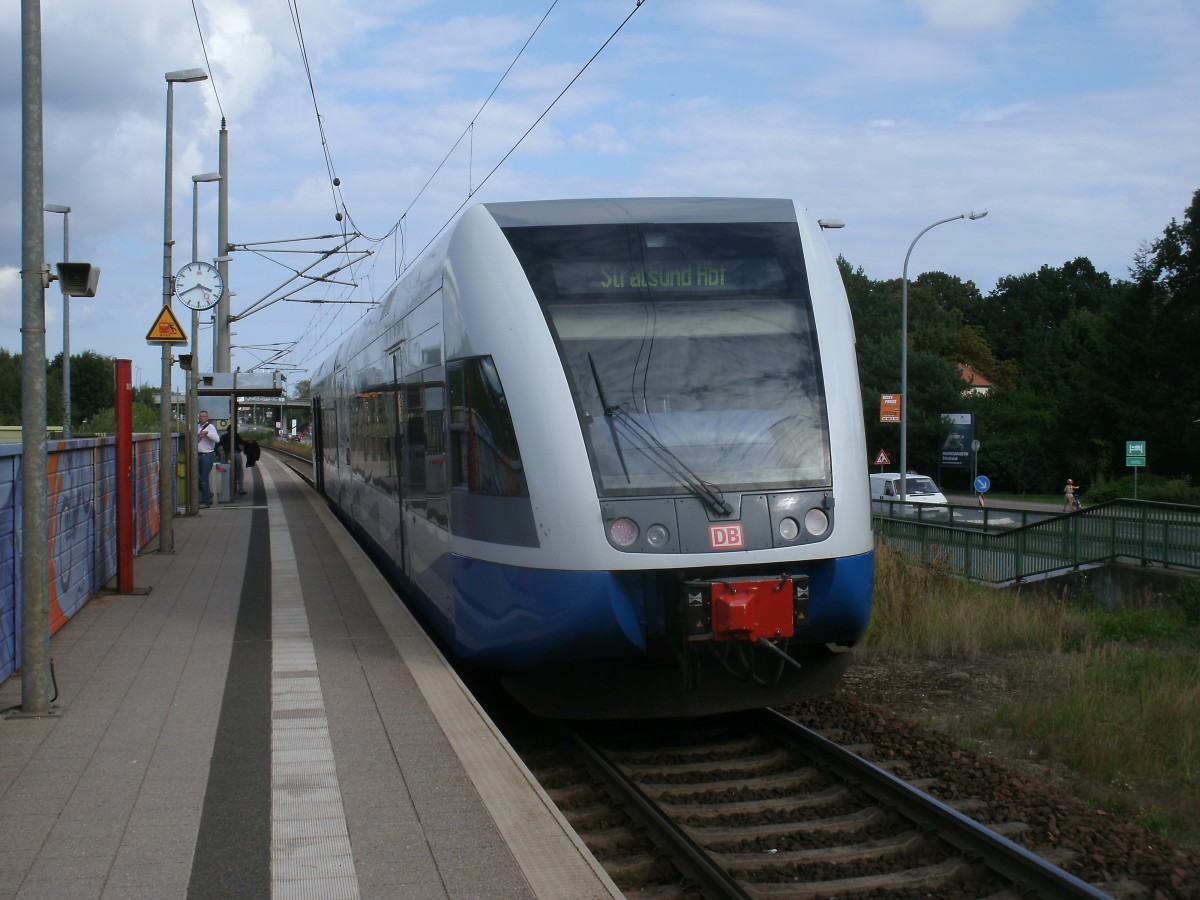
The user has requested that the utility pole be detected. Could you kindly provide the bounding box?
[217,119,231,372]
[19,0,54,714]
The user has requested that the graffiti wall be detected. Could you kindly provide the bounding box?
[0,435,176,683]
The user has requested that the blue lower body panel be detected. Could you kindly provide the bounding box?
[449,550,874,669]
[451,559,646,665]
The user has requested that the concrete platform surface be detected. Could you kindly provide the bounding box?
[0,455,619,899]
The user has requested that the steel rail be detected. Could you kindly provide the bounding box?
[563,726,751,900]
[760,708,1111,899]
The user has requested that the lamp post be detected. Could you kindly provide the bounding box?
[159,67,208,553]
[43,204,71,436]
[899,209,988,502]
[186,172,221,516]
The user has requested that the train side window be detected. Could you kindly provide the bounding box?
[448,356,528,498]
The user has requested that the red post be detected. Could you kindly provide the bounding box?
[115,359,134,593]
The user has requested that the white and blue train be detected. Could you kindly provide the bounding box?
[310,198,873,718]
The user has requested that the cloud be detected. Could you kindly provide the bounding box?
[910,0,1043,34]
[0,268,19,329]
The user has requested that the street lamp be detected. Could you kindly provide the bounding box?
[899,209,988,502]
[159,67,208,554]
[43,204,71,437]
[185,173,221,516]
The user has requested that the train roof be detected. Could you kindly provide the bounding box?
[482,197,798,228]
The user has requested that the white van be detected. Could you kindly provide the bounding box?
[869,472,950,519]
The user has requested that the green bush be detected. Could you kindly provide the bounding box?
[1175,580,1200,627]
[1084,473,1200,506]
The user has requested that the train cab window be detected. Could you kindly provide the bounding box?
[448,357,529,497]
[503,220,831,497]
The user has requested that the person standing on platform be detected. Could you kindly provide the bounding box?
[219,429,248,495]
[197,410,220,509]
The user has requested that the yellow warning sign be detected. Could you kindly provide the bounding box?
[146,305,188,344]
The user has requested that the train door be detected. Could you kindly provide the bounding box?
[335,368,351,510]
[311,396,324,494]
[389,350,408,574]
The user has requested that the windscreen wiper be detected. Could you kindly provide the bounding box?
[588,353,632,484]
[588,354,732,517]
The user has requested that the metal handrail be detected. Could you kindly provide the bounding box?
[872,498,1200,584]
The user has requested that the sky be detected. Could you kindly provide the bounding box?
[3,0,1199,396]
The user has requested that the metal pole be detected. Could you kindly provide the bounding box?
[60,208,69,438]
[899,210,988,502]
[216,120,230,372]
[159,67,208,553]
[187,172,220,515]
[188,309,199,515]
[159,78,176,552]
[187,180,200,516]
[20,0,53,714]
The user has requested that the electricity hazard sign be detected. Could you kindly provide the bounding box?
[146,305,188,344]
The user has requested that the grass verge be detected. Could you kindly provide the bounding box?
[865,541,1200,849]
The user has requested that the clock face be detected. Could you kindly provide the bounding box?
[175,261,224,310]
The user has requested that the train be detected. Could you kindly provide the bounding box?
[310,197,873,718]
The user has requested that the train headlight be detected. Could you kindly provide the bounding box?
[804,508,830,537]
[778,517,800,541]
[609,517,639,547]
[646,524,670,548]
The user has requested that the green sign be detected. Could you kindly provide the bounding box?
[1126,440,1146,457]
[1127,456,1146,467]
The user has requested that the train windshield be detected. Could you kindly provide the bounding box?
[502,221,831,496]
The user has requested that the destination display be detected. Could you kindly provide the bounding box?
[552,258,788,295]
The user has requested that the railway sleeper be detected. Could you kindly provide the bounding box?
[634,766,826,801]
[617,746,795,781]
[656,784,854,821]
[556,801,632,833]
[600,852,688,886]
[716,828,933,870]
[680,806,899,847]
[542,782,607,807]
[577,825,657,859]
[736,857,984,898]
[598,733,773,764]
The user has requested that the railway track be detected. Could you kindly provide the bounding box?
[262,442,313,482]
[512,708,1117,898]
[285,466,1196,896]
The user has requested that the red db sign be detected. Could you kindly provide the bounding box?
[709,524,744,550]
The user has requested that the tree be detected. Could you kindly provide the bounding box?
[46,350,116,432]
[0,349,20,425]
[1127,188,1200,480]
[844,260,987,479]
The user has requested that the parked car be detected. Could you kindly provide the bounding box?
[869,472,950,520]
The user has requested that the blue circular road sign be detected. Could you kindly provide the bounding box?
[974,475,991,493]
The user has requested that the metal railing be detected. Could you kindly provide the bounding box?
[873,499,1200,585]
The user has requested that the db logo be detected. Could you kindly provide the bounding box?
[709,523,744,550]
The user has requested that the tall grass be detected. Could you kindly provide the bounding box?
[1004,646,1199,783]
[865,540,1087,656]
[866,538,1200,847]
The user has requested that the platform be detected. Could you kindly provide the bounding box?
[0,455,620,899]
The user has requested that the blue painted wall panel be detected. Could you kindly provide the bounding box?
[0,435,174,683]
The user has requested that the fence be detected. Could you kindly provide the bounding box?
[0,435,176,683]
[873,499,1200,585]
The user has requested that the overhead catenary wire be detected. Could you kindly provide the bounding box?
[275,1,653,375]
[189,0,225,119]
[388,0,651,280]
[286,0,345,232]
[285,0,569,372]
